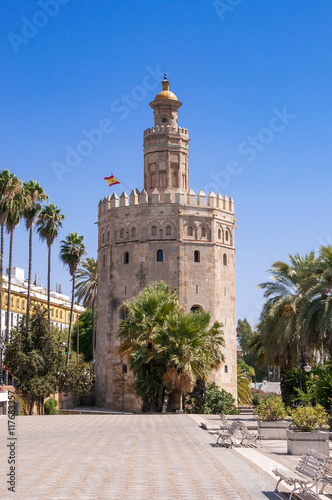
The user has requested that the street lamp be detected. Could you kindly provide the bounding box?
[299,352,311,389]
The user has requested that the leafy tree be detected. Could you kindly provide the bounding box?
[237,318,254,355]
[71,308,96,362]
[36,204,64,321]
[23,180,48,329]
[75,257,98,365]
[5,305,91,414]
[59,232,86,365]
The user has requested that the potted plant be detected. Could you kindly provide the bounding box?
[287,405,330,455]
[254,395,289,439]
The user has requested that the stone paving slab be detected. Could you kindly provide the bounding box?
[0,414,330,499]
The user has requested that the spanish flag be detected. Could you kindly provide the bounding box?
[104,175,120,187]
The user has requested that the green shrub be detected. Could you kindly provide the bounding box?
[185,382,239,415]
[44,398,59,415]
[251,388,265,406]
[315,369,332,409]
[254,395,287,421]
[290,405,328,432]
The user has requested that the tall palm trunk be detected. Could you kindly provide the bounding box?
[66,274,76,365]
[92,296,96,373]
[5,230,13,385]
[47,244,51,323]
[26,224,33,330]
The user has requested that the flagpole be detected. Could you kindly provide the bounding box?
[116,178,132,192]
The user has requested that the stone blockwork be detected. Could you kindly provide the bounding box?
[95,76,237,411]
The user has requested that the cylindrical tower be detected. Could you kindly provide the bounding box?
[95,76,237,412]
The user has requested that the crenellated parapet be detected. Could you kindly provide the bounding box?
[98,188,234,215]
[143,126,189,138]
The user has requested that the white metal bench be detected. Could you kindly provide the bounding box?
[319,456,332,494]
[273,448,329,500]
[218,414,262,448]
[238,422,262,447]
[215,421,243,447]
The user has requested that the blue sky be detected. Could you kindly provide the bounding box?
[1,0,331,326]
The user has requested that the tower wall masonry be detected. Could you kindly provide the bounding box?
[95,76,237,412]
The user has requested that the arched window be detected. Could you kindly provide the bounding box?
[190,305,202,314]
[102,232,105,244]
[172,172,177,187]
[56,309,58,318]
[218,228,221,239]
[11,297,14,308]
[151,226,157,236]
[225,230,229,242]
[119,306,128,321]
[131,227,136,237]
[124,252,129,264]
[166,225,171,236]
[17,298,20,309]
[194,250,200,263]
[223,253,227,266]
[120,228,125,239]
[103,254,106,267]
[201,227,206,237]
[107,231,110,242]
[224,365,228,373]
[60,310,63,319]
[52,308,54,318]
[157,249,163,262]
[187,226,193,236]
[22,299,25,311]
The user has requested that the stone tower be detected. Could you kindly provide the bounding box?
[95,75,237,411]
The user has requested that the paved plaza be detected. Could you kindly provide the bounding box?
[1,413,331,499]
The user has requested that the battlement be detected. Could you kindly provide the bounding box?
[144,126,189,138]
[98,188,234,215]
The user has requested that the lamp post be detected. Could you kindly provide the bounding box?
[299,352,311,390]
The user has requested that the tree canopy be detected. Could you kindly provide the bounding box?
[5,305,91,414]
[118,282,225,412]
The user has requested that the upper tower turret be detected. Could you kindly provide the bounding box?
[143,74,189,196]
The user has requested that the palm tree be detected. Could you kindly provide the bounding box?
[299,245,332,357]
[155,309,225,411]
[118,282,180,411]
[0,170,21,342]
[36,204,64,321]
[237,365,252,407]
[59,233,86,365]
[5,188,24,386]
[255,253,316,373]
[118,282,225,412]
[75,257,98,368]
[23,180,48,330]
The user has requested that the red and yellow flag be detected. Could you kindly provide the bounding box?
[104,175,120,187]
